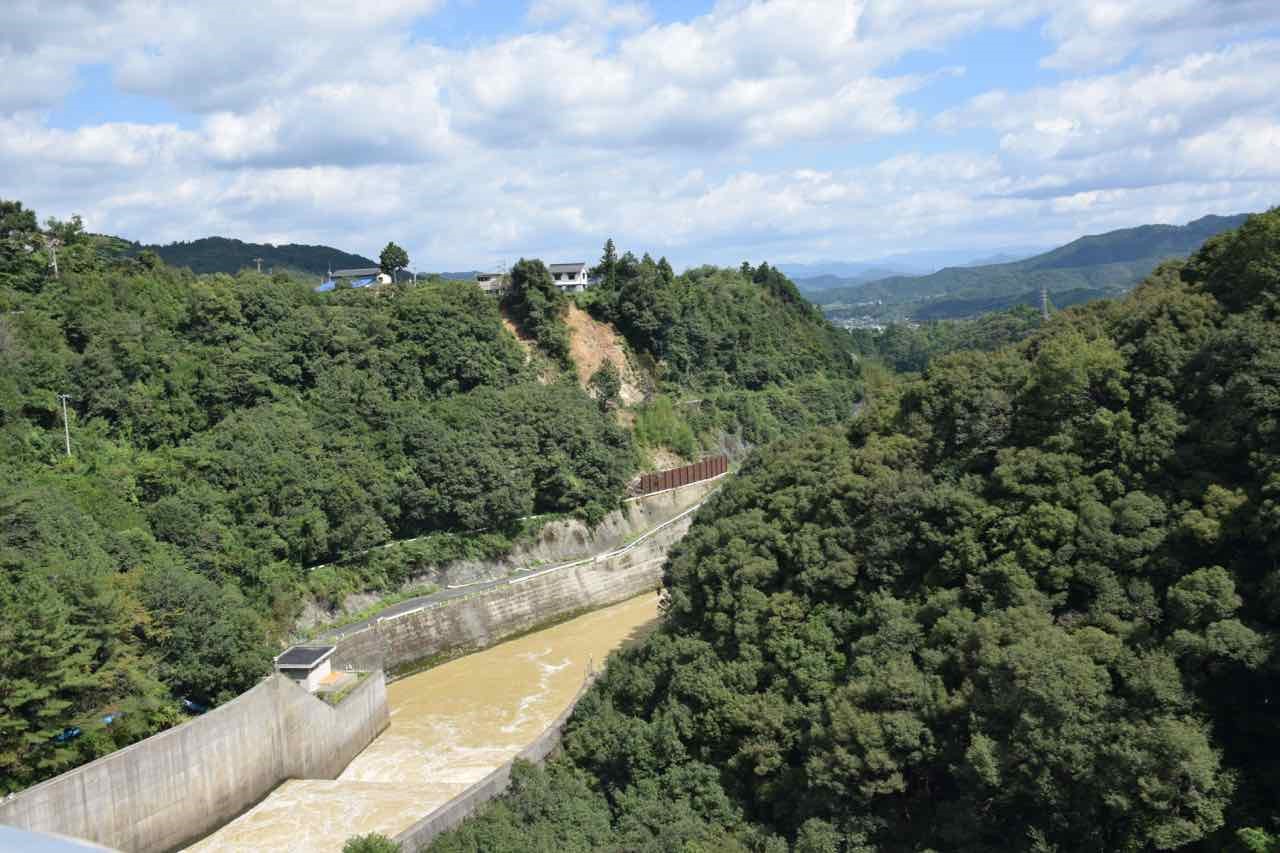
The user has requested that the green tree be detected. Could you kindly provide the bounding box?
[595,238,619,290]
[589,361,621,411]
[504,258,572,368]
[0,575,99,791]
[0,199,44,292]
[379,241,409,282]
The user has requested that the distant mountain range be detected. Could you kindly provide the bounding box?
[790,269,903,292]
[100,235,378,277]
[781,245,1047,291]
[781,262,908,283]
[811,213,1252,320]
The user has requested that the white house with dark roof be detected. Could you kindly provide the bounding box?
[548,262,592,293]
[475,263,596,295]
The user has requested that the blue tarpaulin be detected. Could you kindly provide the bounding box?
[314,276,377,293]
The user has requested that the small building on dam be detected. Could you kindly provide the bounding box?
[274,644,337,693]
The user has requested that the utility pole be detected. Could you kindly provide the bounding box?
[57,394,72,457]
[47,237,61,279]
[253,257,264,273]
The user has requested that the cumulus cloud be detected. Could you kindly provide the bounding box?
[937,40,1280,201]
[2,1,1278,268]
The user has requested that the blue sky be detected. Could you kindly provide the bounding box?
[3,0,1279,271]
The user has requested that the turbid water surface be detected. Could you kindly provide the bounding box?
[186,593,659,852]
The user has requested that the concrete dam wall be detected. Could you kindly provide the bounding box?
[328,477,718,675]
[0,672,389,853]
[0,476,720,852]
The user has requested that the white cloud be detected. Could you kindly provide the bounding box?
[1039,0,1280,71]
[937,40,1280,202]
[1,1,1278,269]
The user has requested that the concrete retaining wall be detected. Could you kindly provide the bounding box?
[298,475,719,631]
[329,483,710,675]
[444,475,719,585]
[0,673,389,853]
[393,679,594,851]
[0,477,722,852]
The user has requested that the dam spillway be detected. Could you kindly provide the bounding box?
[185,593,660,852]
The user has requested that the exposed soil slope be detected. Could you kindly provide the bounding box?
[564,304,647,405]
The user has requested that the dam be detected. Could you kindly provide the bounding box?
[186,593,659,852]
[0,474,723,852]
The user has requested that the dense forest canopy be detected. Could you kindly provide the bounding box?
[588,248,855,393]
[428,210,1280,852]
[0,199,861,793]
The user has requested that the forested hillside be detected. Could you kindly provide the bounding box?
[816,213,1250,321]
[428,210,1280,852]
[585,247,863,452]
[0,200,860,794]
[103,234,377,276]
[0,204,633,791]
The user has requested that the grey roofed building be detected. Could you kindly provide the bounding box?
[273,644,338,692]
[330,267,382,278]
[274,645,336,669]
[547,262,593,293]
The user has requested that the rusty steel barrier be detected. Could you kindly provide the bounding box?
[634,455,728,496]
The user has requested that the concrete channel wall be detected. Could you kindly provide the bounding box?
[394,679,595,851]
[0,477,722,852]
[427,471,722,589]
[329,476,721,675]
[0,673,389,853]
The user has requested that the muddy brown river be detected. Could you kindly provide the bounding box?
[186,593,659,852]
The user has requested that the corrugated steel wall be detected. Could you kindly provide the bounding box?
[636,456,728,495]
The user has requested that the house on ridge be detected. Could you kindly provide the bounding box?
[548,262,592,293]
[474,263,596,295]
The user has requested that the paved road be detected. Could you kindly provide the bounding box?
[316,489,718,643]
